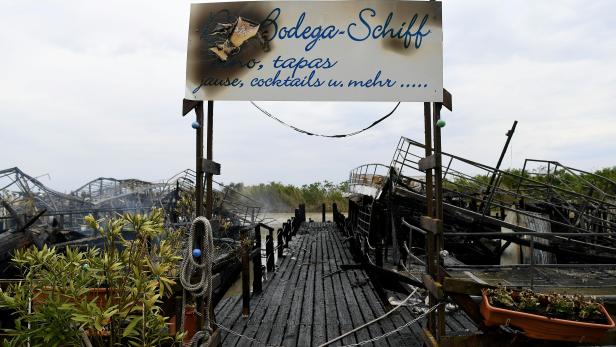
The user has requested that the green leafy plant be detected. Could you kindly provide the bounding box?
[0,209,184,346]
[486,287,607,324]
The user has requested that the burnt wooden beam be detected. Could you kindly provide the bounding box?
[364,263,423,288]
[421,328,439,347]
[423,274,444,300]
[18,208,47,233]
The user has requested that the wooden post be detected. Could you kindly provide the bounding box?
[293,209,299,235]
[194,102,206,330]
[205,101,219,337]
[266,228,274,272]
[241,229,250,317]
[300,204,306,222]
[277,228,284,258]
[433,102,446,338]
[375,239,384,267]
[252,224,263,294]
[332,203,338,224]
[322,203,326,222]
[183,99,218,341]
[423,101,437,334]
[282,222,288,247]
[205,100,214,220]
[285,221,291,245]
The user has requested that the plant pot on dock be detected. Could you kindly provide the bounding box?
[481,291,615,343]
[167,306,197,342]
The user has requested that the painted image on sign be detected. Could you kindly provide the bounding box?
[186,1,443,102]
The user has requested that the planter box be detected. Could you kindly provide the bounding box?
[33,287,117,308]
[481,292,615,343]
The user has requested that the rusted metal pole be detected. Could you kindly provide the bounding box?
[241,229,250,317]
[481,120,518,216]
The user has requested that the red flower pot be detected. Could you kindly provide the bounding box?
[481,292,615,343]
[167,306,197,342]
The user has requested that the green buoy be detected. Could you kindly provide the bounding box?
[436,119,446,128]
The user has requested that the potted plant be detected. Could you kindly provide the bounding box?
[482,287,615,343]
[0,209,185,346]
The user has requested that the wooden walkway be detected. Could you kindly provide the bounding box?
[215,223,475,347]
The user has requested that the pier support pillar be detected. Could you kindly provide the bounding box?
[266,229,274,272]
[241,229,250,317]
[252,224,263,294]
[322,203,326,222]
[285,221,292,245]
[277,228,284,258]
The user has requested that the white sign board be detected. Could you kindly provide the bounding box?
[186,1,443,102]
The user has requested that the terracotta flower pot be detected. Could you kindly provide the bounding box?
[167,306,197,342]
[481,292,615,343]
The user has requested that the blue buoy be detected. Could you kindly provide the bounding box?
[192,248,202,258]
[191,121,201,129]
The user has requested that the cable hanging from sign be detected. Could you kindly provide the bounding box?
[250,101,401,138]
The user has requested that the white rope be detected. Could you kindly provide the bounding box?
[318,286,421,347]
[180,217,214,345]
[212,321,281,347]
[338,303,441,347]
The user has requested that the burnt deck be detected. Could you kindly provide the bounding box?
[214,223,475,347]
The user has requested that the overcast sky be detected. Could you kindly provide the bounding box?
[1,0,615,192]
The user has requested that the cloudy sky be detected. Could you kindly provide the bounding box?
[1,0,615,192]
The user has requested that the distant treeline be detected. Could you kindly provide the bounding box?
[224,166,616,213]
[446,166,616,197]
[226,181,349,213]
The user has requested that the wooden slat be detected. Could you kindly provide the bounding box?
[329,231,372,346]
[215,223,475,347]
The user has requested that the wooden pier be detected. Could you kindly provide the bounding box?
[214,222,476,347]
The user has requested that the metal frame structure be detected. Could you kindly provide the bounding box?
[345,127,616,344]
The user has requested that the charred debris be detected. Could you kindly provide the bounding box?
[342,131,616,293]
[0,167,265,278]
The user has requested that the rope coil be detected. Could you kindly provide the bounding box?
[180,217,214,346]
